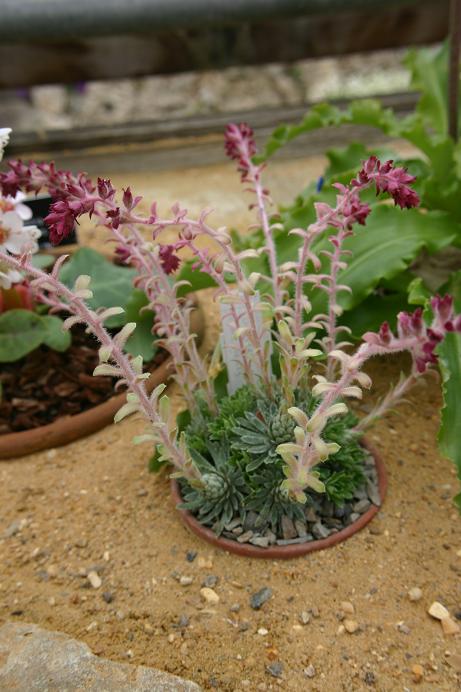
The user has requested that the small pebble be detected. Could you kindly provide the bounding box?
[237,530,253,543]
[304,665,316,678]
[200,587,220,605]
[102,591,114,604]
[258,627,269,636]
[299,611,311,625]
[250,536,270,548]
[344,619,359,634]
[186,550,197,562]
[250,587,272,610]
[412,663,424,683]
[312,522,330,540]
[197,556,213,569]
[397,622,411,634]
[364,671,376,686]
[441,616,460,635]
[179,576,193,586]
[87,571,102,589]
[428,601,449,620]
[340,601,355,615]
[408,587,423,602]
[353,499,371,514]
[281,515,297,540]
[266,662,283,679]
[202,575,218,588]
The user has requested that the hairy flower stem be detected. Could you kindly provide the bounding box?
[155,216,273,393]
[1,251,199,480]
[324,229,351,380]
[247,160,282,312]
[113,225,216,413]
[354,372,419,432]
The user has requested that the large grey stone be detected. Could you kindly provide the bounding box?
[0,622,201,691]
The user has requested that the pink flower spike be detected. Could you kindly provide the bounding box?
[224,123,257,181]
[44,200,78,245]
[355,157,419,209]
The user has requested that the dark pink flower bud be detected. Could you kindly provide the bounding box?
[158,244,180,274]
[97,177,115,201]
[106,207,121,229]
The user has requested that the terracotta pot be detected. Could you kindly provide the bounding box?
[171,439,387,559]
[0,300,205,460]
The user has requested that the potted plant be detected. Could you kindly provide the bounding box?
[0,130,204,457]
[1,124,459,557]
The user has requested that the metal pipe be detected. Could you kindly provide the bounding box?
[0,0,431,42]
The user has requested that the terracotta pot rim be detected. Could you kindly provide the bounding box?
[0,298,204,460]
[171,438,387,559]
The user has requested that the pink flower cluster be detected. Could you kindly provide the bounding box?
[364,295,461,373]
[0,162,181,272]
[354,156,420,209]
[224,123,257,182]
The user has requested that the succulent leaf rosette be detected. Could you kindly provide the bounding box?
[1,124,460,534]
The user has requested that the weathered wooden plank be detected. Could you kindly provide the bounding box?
[4,93,419,158]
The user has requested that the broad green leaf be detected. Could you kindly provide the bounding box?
[41,314,72,352]
[59,248,136,327]
[308,206,458,316]
[0,310,45,361]
[438,332,461,510]
[436,271,461,510]
[123,289,158,362]
[0,309,66,362]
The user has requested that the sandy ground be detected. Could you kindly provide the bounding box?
[0,153,460,691]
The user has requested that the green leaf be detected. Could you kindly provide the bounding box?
[308,207,458,316]
[407,277,432,306]
[175,259,217,298]
[123,289,158,361]
[148,447,168,473]
[404,43,449,136]
[438,333,461,510]
[31,253,55,269]
[41,314,72,352]
[341,292,409,338]
[0,309,69,362]
[60,248,136,327]
[258,99,400,162]
[0,310,45,361]
[437,271,461,510]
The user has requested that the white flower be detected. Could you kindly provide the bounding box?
[0,128,12,162]
[0,192,33,221]
[0,261,22,289]
[0,209,41,255]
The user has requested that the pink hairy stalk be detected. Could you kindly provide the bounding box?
[1,250,200,482]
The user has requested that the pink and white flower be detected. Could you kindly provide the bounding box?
[0,209,41,255]
[0,260,22,289]
[0,128,11,162]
